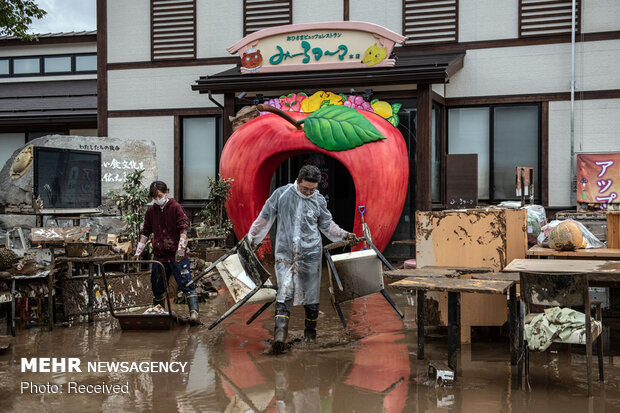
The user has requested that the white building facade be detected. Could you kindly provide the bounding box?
[0,31,98,170]
[99,0,620,216]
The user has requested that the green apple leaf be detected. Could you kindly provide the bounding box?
[298,105,385,151]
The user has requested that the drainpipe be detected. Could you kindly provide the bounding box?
[569,0,576,205]
[208,90,224,110]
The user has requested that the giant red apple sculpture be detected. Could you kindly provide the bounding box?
[220,104,409,252]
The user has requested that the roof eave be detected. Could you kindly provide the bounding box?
[192,52,465,94]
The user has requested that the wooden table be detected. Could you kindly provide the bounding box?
[390,277,515,373]
[57,255,123,322]
[503,258,620,287]
[470,272,520,365]
[527,245,620,260]
[384,268,459,281]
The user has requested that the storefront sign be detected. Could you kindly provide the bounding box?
[227,21,406,74]
[577,153,620,210]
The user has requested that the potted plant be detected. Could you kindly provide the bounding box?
[195,175,234,242]
[109,169,150,254]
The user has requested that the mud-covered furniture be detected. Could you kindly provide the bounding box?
[415,209,527,343]
[57,254,122,322]
[390,277,515,373]
[526,245,620,259]
[517,271,604,396]
[9,271,53,335]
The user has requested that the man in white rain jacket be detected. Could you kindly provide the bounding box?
[247,165,356,352]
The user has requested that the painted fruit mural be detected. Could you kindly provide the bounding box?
[220,103,409,253]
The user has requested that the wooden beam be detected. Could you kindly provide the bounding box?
[416,83,432,211]
[174,115,181,200]
[96,0,107,137]
[223,93,235,145]
[541,101,549,206]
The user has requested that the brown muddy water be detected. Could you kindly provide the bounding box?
[1,275,619,412]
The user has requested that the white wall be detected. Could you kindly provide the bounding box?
[197,0,243,58]
[108,117,174,193]
[459,0,517,42]
[582,0,620,33]
[446,40,620,97]
[293,0,343,24]
[577,40,620,91]
[107,64,234,110]
[0,133,25,170]
[107,0,150,63]
[349,0,403,36]
[548,99,620,206]
[432,84,445,97]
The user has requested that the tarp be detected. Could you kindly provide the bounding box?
[524,307,597,351]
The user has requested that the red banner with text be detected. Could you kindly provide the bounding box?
[577,153,620,211]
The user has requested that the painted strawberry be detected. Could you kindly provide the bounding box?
[279,92,307,112]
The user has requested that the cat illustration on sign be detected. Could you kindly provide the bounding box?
[362,43,387,66]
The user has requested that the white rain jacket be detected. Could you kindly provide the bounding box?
[247,181,348,305]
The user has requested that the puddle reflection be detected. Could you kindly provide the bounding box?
[1,285,619,412]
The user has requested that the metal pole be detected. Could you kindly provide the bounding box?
[569,0,577,205]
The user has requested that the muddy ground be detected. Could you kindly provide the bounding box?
[1,273,619,412]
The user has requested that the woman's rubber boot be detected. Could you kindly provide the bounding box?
[304,304,319,343]
[273,301,290,354]
[153,295,166,309]
[187,294,200,325]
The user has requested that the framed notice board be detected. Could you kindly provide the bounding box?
[446,154,478,209]
[33,147,102,209]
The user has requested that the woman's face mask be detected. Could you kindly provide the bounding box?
[154,196,168,206]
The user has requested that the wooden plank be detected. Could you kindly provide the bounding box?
[422,265,495,274]
[384,268,459,280]
[31,227,90,243]
[471,272,520,282]
[390,277,513,294]
[57,254,123,264]
[504,258,620,274]
[527,245,620,259]
[416,83,433,211]
[608,212,620,249]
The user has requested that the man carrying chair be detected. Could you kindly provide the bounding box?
[247,166,356,352]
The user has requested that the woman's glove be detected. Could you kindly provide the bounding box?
[175,238,187,262]
[134,241,146,259]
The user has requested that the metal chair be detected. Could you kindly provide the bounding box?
[517,271,604,396]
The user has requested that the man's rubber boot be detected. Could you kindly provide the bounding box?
[153,295,166,308]
[187,294,200,325]
[304,304,319,343]
[273,301,290,354]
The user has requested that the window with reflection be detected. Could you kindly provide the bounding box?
[448,104,540,202]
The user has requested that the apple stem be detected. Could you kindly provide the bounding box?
[256,104,304,130]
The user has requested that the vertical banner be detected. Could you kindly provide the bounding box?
[577,153,620,211]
